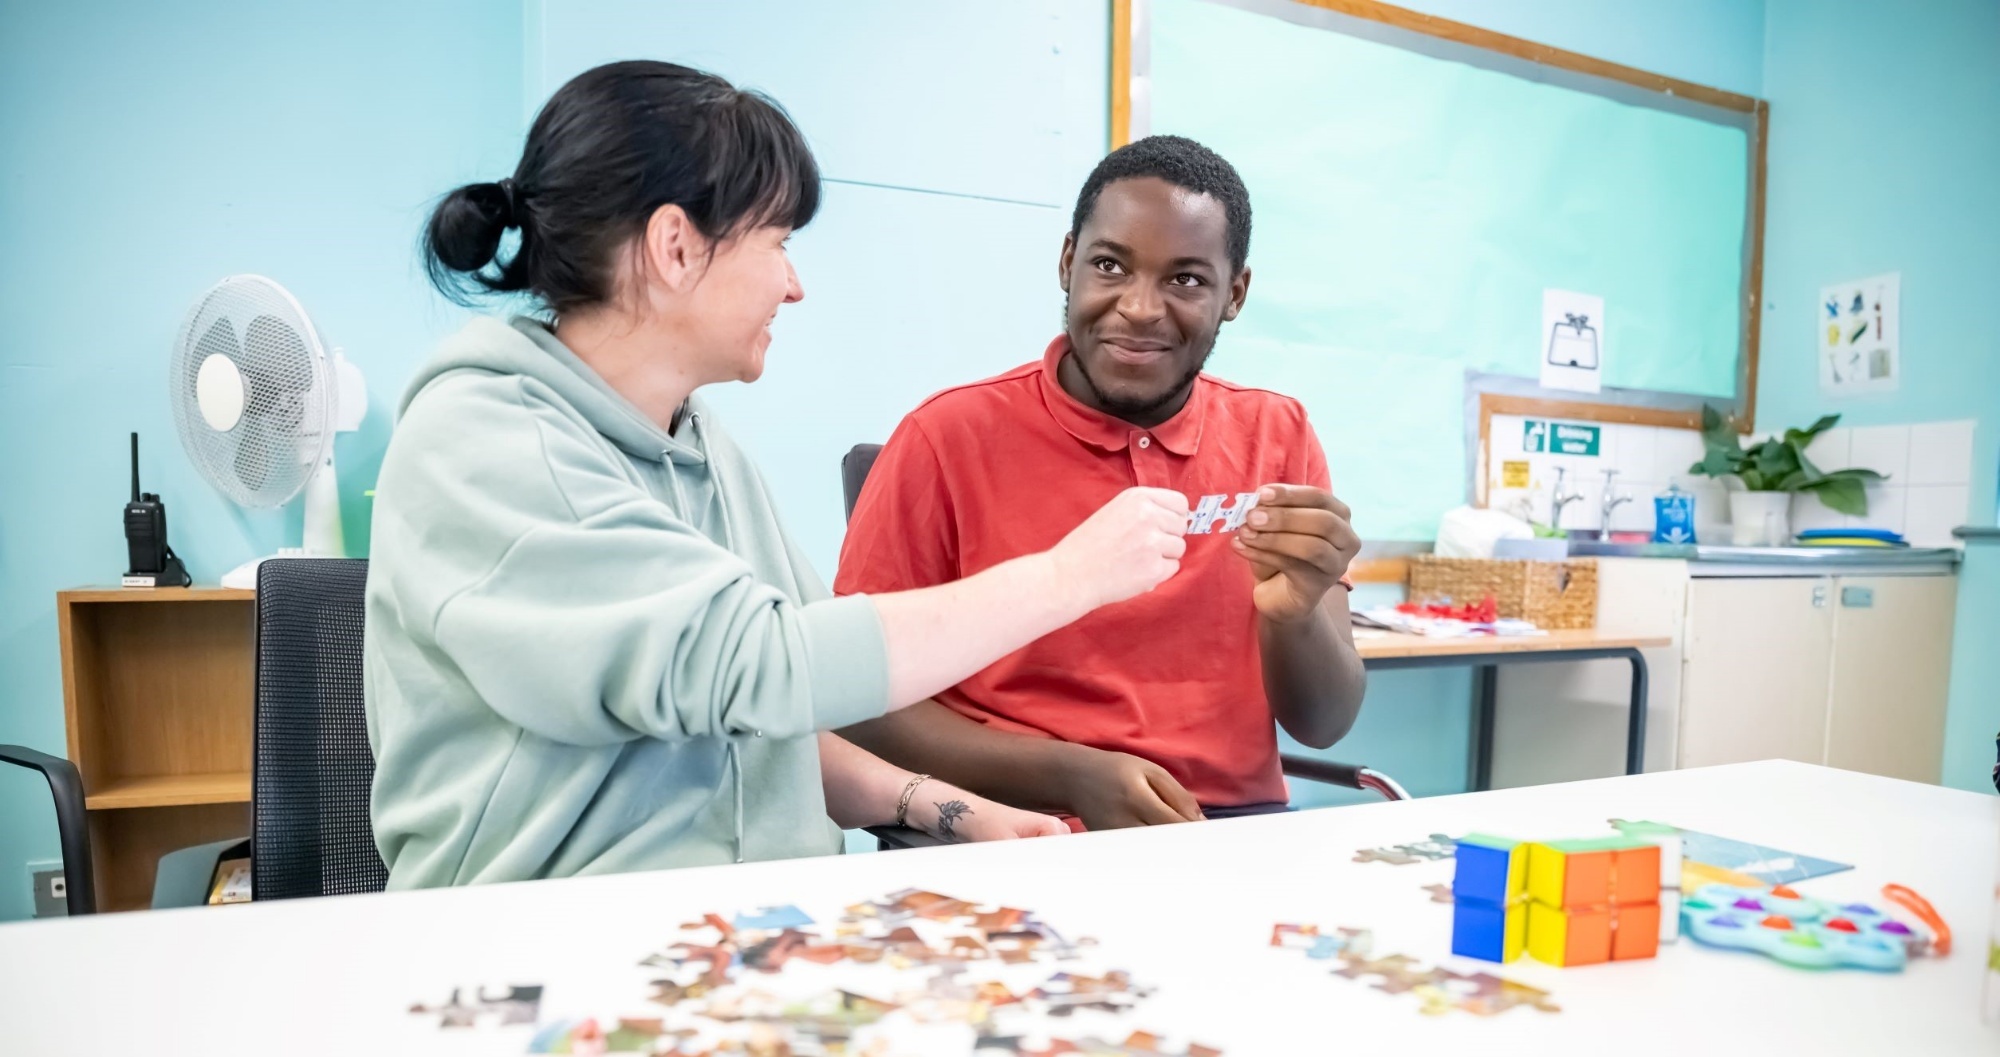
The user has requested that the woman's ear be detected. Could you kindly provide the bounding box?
[641,204,707,292]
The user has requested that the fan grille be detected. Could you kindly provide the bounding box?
[171,276,332,508]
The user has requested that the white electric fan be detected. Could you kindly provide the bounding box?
[168,275,367,589]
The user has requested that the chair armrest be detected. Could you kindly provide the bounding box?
[865,825,947,851]
[0,744,97,914]
[1280,754,1412,802]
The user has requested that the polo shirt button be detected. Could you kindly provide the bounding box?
[1138,436,1151,449]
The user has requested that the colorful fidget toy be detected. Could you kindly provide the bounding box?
[1680,883,1929,971]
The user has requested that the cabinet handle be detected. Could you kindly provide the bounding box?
[1812,584,1828,608]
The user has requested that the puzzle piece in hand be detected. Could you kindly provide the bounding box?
[409,985,544,1029]
[1352,834,1457,865]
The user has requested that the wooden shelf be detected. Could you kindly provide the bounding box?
[60,586,254,604]
[58,588,257,911]
[86,772,251,810]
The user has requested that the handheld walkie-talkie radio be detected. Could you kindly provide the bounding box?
[122,432,190,588]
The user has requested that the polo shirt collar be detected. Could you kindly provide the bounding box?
[1037,334,1205,455]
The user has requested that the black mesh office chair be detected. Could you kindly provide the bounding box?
[842,441,1409,850]
[252,558,388,900]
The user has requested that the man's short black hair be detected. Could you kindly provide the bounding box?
[1068,135,1251,273]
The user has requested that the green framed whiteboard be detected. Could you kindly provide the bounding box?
[1112,0,1766,538]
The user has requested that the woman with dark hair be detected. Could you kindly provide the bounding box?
[363,62,1190,887]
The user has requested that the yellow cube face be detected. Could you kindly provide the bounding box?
[1527,843,1567,908]
[1503,903,1527,962]
[1528,901,1570,965]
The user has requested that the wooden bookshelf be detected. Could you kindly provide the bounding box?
[57,587,255,912]
[84,772,251,810]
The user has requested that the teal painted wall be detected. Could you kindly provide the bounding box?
[0,0,525,921]
[1757,0,2000,525]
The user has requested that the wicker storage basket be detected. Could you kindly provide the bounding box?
[1406,556,1598,630]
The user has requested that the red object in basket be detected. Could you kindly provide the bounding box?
[1395,594,1499,623]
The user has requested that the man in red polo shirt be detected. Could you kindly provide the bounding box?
[835,136,1365,829]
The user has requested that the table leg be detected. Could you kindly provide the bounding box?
[1470,664,1498,792]
[1623,648,1650,776]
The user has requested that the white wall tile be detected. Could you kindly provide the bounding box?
[1654,426,1706,483]
[1563,480,1603,532]
[1849,482,1907,534]
[1614,425,1657,482]
[1791,491,1847,535]
[1802,426,1851,472]
[1609,485,1658,533]
[1905,485,1971,546]
[1490,415,1529,460]
[1907,420,1976,486]
[1847,424,1911,482]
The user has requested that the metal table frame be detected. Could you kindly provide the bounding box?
[1364,646,1649,791]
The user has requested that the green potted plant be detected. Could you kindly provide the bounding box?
[1689,405,1886,546]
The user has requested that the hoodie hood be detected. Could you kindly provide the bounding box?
[401,315,709,467]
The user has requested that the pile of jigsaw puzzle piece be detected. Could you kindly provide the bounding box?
[412,888,1223,1056]
[1269,924,1559,1017]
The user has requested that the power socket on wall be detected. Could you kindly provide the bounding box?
[28,861,67,918]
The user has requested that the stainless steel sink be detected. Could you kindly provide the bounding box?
[1567,540,1961,566]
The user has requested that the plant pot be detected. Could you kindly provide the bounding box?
[1729,491,1792,546]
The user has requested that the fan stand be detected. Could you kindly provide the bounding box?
[219,448,345,589]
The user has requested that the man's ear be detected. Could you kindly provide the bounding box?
[1057,232,1076,295]
[1222,265,1252,323]
[642,204,706,292]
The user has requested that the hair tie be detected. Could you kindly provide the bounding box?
[495,178,520,227]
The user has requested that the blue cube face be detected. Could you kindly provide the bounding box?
[1452,840,1516,904]
[1451,901,1510,962]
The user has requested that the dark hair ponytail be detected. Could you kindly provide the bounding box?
[422,61,820,312]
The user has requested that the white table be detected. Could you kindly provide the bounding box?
[2,761,1994,1054]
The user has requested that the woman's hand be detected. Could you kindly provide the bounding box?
[1047,486,1189,610]
[907,782,1068,843]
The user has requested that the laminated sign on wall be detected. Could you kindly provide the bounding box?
[1819,272,1899,395]
[1541,288,1604,393]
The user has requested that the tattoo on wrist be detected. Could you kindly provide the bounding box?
[934,799,971,841]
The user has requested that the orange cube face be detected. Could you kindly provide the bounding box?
[1610,846,1662,906]
[1613,903,1662,961]
[1562,850,1613,907]
[1563,906,1612,966]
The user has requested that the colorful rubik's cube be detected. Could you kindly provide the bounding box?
[1451,834,1664,966]
[1450,834,1527,962]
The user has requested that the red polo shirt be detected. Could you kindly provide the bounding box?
[834,335,1343,808]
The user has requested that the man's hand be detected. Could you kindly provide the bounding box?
[1232,484,1359,624]
[1059,748,1205,830]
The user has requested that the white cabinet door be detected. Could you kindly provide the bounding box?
[1680,577,1835,768]
[1825,575,1957,782]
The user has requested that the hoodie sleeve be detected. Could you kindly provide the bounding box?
[373,371,890,748]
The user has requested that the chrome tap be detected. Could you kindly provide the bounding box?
[1600,468,1632,532]
[1549,466,1583,529]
